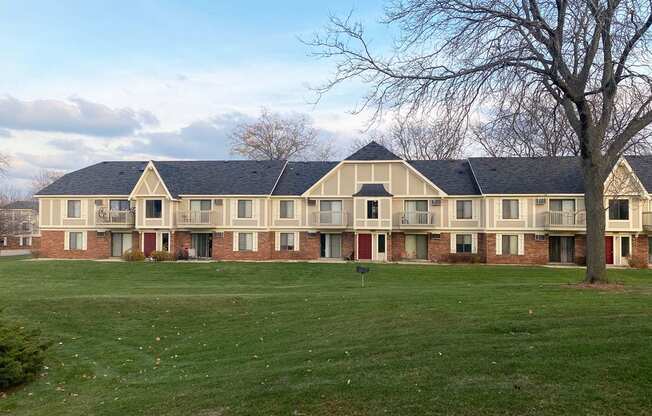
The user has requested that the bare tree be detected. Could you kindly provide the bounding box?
[308,1,652,283]
[31,168,64,196]
[0,153,8,177]
[230,108,334,161]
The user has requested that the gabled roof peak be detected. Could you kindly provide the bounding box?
[345,141,402,161]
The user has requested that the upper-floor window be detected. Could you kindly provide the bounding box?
[190,200,211,211]
[320,200,342,212]
[145,200,162,219]
[367,200,379,219]
[456,200,473,219]
[279,200,295,219]
[609,199,629,220]
[549,199,575,212]
[110,199,130,211]
[405,200,428,212]
[67,200,81,218]
[502,199,519,219]
[237,200,253,218]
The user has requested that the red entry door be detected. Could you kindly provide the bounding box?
[144,233,157,257]
[358,234,372,260]
[605,236,614,265]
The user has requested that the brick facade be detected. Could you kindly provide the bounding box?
[484,233,548,265]
[574,235,586,265]
[0,235,39,250]
[40,230,111,259]
[632,234,649,265]
[212,231,321,261]
[173,231,192,255]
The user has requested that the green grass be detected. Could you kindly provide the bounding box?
[1,259,652,415]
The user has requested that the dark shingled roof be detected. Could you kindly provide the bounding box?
[408,160,481,195]
[1,200,38,210]
[353,183,393,197]
[154,160,286,197]
[625,155,652,192]
[272,161,338,195]
[468,157,584,194]
[345,141,401,161]
[36,161,147,196]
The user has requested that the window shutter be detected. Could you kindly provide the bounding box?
[233,232,239,251]
[518,234,525,255]
[294,232,300,251]
[275,232,280,251]
[496,234,502,255]
[253,232,258,251]
[449,233,456,253]
[471,233,478,254]
[64,232,70,250]
[82,232,87,250]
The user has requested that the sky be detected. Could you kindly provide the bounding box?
[0,0,391,189]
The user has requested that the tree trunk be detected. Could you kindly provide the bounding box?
[582,163,608,283]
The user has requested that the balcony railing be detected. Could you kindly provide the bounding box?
[96,207,135,226]
[397,211,434,226]
[311,211,348,227]
[643,212,652,230]
[177,210,214,226]
[545,210,586,228]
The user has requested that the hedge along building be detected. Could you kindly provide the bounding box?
[34,141,652,266]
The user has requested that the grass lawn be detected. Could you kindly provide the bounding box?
[1,259,652,415]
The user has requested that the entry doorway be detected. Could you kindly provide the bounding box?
[376,233,387,261]
[111,233,133,257]
[357,234,372,260]
[143,233,156,257]
[405,234,428,260]
[549,236,574,263]
[320,234,342,258]
[605,236,614,265]
[192,233,212,258]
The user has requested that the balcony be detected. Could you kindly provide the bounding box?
[396,211,435,227]
[177,210,215,226]
[95,207,135,226]
[311,211,348,227]
[643,212,652,231]
[544,210,586,229]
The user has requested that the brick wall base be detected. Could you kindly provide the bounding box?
[485,233,548,265]
[213,231,320,261]
[40,230,110,259]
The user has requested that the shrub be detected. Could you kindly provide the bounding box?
[0,316,50,390]
[628,256,648,269]
[30,249,42,259]
[150,251,174,262]
[122,249,145,262]
[175,248,189,261]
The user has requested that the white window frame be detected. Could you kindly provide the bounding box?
[495,233,525,255]
[236,200,254,219]
[65,231,87,251]
[501,199,520,220]
[275,231,300,251]
[608,198,630,222]
[65,199,82,219]
[1,237,6,247]
[189,199,212,212]
[366,199,380,220]
[278,200,295,220]
[455,200,473,220]
[233,231,257,252]
[145,199,163,219]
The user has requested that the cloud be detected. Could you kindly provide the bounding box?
[0,96,159,137]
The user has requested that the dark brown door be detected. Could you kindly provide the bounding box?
[605,236,614,265]
[358,234,372,260]
[143,233,156,257]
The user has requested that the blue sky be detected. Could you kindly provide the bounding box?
[0,0,390,189]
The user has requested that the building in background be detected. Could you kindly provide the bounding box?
[0,200,40,256]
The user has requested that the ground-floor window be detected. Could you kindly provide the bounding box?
[621,236,630,258]
[280,232,295,251]
[192,233,213,258]
[405,234,428,260]
[456,234,472,253]
[238,232,253,251]
[69,232,83,250]
[19,236,31,246]
[549,236,575,263]
[161,233,170,252]
[111,233,133,257]
[320,234,341,258]
[501,235,518,255]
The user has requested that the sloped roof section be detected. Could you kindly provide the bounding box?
[408,159,480,195]
[154,160,286,197]
[1,200,38,210]
[272,161,339,195]
[625,155,652,192]
[468,157,584,194]
[36,161,147,196]
[353,183,393,197]
[345,141,402,161]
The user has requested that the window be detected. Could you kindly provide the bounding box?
[145,200,162,218]
[405,200,428,212]
[279,200,295,219]
[110,199,130,211]
[162,233,170,252]
[238,232,253,251]
[237,200,253,218]
[621,236,630,258]
[21,222,30,232]
[549,199,575,212]
[2,237,6,246]
[456,234,472,253]
[69,232,83,250]
[609,199,629,220]
[320,200,343,224]
[378,234,386,254]
[367,200,379,219]
[280,233,295,250]
[502,199,519,219]
[456,200,473,219]
[190,200,211,211]
[67,200,81,218]
[501,235,518,255]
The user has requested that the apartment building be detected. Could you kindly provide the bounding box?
[34,142,652,265]
[0,200,40,255]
